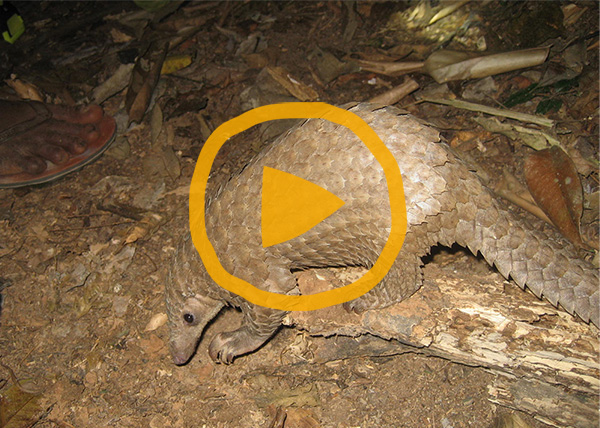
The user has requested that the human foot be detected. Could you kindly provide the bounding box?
[0,99,116,188]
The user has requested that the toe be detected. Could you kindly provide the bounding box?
[36,144,69,164]
[48,104,104,125]
[39,126,88,155]
[19,156,47,175]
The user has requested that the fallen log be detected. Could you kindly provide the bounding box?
[284,261,599,428]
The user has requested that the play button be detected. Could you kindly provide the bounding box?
[261,166,345,248]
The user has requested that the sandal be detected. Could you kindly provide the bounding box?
[0,101,116,188]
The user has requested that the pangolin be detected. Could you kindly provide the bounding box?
[166,103,599,365]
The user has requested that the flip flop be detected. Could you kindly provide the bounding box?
[0,101,116,188]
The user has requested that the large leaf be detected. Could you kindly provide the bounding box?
[0,380,42,428]
[524,146,585,248]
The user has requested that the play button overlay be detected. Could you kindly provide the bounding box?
[189,102,407,312]
[261,166,345,248]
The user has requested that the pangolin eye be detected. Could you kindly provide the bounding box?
[183,313,195,324]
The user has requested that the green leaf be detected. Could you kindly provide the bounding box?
[553,77,579,93]
[504,83,541,108]
[536,98,562,114]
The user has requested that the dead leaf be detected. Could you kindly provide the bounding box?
[285,408,321,428]
[139,333,166,356]
[428,0,470,26]
[125,40,168,123]
[265,66,319,101]
[474,117,560,150]
[92,63,135,104]
[424,47,550,83]
[309,47,359,84]
[524,146,586,247]
[144,313,168,331]
[0,378,42,428]
[142,146,181,181]
[150,105,164,145]
[254,384,320,409]
[495,170,553,225]
[4,75,44,101]
[357,59,424,77]
[368,77,419,105]
[160,54,192,75]
[124,212,166,244]
[105,136,132,160]
[112,295,130,317]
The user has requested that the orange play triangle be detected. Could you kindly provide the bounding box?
[261,166,345,248]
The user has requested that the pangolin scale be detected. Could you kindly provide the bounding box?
[166,103,599,365]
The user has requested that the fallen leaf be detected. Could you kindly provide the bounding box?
[150,105,164,145]
[142,147,181,181]
[254,384,320,409]
[265,66,319,101]
[357,59,424,77]
[92,63,135,104]
[424,47,550,83]
[309,47,359,84]
[160,54,192,75]
[285,408,321,428]
[4,75,44,101]
[524,145,586,247]
[0,378,42,428]
[125,212,166,244]
[144,313,168,331]
[473,117,559,150]
[125,40,168,124]
[139,333,166,356]
[105,136,131,160]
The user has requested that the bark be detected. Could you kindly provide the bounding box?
[285,264,599,428]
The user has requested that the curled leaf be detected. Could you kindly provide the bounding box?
[424,47,550,83]
[125,40,168,124]
[524,146,585,247]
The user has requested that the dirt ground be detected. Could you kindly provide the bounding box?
[0,2,598,427]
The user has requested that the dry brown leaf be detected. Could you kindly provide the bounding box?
[144,313,168,332]
[424,47,550,83]
[265,66,319,101]
[357,59,424,77]
[4,76,44,101]
[0,377,42,428]
[92,63,135,104]
[310,47,359,84]
[124,212,165,244]
[150,104,164,145]
[495,170,553,225]
[142,147,181,181]
[139,333,166,356]
[524,145,585,248]
[254,384,320,409]
[284,408,321,428]
[125,40,168,123]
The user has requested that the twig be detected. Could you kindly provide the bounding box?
[368,78,420,105]
[50,221,135,233]
[421,97,555,128]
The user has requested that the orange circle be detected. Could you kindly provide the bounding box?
[189,102,407,311]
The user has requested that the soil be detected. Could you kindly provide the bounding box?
[0,2,598,427]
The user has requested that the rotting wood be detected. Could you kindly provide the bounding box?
[284,264,599,428]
